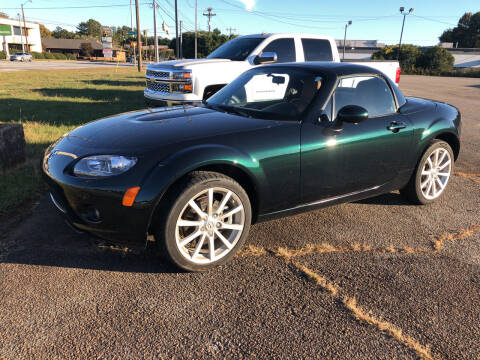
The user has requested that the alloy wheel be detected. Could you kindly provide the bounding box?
[175,187,245,264]
[420,148,451,200]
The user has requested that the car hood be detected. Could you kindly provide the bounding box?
[61,105,277,155]
[148,58,234,70]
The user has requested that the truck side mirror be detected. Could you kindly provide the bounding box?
[254,52,278,65]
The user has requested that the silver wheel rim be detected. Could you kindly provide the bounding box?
[175,187,245,264]
[420,148,451,200]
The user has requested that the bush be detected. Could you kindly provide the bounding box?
[31,52,44,59]
[372,44,422,73]
[65,53,77,60]
[0,50,5,60]
[417,46,454,74]
[53,53,67,60]
[44,52,55,59]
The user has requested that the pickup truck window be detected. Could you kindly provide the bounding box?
[207,37,264,61]
[334,76,396,118]
[206,67,321,120]
[262,38,296,63]
[302,39,333,61]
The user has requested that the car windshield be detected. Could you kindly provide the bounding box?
[207,37,263,61]
[14,52,23,55]
[205,67,323,120]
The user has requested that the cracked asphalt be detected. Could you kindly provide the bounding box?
[1,75,479,359]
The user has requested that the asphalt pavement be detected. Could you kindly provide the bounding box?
[1,75,479,359]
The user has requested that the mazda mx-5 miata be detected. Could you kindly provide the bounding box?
[43,63,461,271]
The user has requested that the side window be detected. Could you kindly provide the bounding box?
[302,39,333,61]
[262,38,296,63]
[334,76,396,118]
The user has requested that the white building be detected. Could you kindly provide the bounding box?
[0,17,42,56]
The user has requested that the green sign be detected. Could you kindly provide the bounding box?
[0,24,12,36]
[128,31,136,35]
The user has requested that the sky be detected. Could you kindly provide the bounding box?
[2,0,478,46]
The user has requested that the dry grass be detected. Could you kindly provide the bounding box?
[283,256,437,360]
[275,242,427,260]
[454,172,480,184]
[343,297,436,360]
[292,261,339,296]
[237,244,267,257]
[431,224,480,251]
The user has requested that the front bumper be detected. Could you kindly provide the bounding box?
[42,150,154,244]
[144,88,202,105]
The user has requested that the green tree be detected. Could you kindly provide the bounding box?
[372,44,423,72]
[417,46,454,73]
[76,19,102,38]
[80,42,94,57]
[39,24,52,38]
[439,11,480,48]
[169,28,232,58]
[52,26,76,39]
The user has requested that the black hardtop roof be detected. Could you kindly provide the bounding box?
[259,61,387,77]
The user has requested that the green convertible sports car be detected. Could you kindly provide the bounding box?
[43,62,461,271]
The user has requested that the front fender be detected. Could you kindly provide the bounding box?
[136,144,266,230]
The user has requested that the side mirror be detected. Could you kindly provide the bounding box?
[254,52,278,65]
[337,105,368,124]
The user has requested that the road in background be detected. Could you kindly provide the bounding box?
[0,75,479,359]
[0,60,146,72]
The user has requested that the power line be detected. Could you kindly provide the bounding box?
[3,3,150,10]
[203,7,216,33]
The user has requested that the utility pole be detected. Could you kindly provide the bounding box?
[135,0,142,71]
[153,0,159,62]
[130,0,136,65]
[175,0,179,58]
[226,27,236,37]
[194,0,197,58]
[203,7,216,33]
[179,20,183,59]
[398,7,413,61]
[21,0,32,52]
[343,20,352,60]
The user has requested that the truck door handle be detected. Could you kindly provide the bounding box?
[387,121,407,133]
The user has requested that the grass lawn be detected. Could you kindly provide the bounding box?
[0,68,146,216]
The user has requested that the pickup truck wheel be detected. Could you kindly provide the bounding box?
[400,140,453,205]
[156,171,251,271]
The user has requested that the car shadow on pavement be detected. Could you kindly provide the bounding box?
[0,195,180,274]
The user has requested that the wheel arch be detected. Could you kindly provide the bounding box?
[145,147,263,235]
[434,132,460,160]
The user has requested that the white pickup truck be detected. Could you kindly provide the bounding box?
[144,33,401,105]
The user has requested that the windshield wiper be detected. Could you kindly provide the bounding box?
[206,103,250,118]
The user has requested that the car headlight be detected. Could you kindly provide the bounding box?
[172,71,192,80]
[73,155,137,177]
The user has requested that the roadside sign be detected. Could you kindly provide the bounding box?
[128,31,136,35]
[103,49,113,58]
[0,25,11,36]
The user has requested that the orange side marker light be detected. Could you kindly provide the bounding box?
[122,186,140,207]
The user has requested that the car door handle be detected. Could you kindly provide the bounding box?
[387,121,407,132]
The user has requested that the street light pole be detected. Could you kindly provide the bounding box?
[18,14,24,52]
[398,7,413,60]
[343,20,352,60]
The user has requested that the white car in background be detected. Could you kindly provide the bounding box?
[144,33,401,106]
[10,52,33,62]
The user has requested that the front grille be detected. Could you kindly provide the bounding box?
[146,80,170,93]
[146,69,170,79]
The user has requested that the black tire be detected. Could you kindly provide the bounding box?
[155,171,252,272]
[400,140,454,205]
